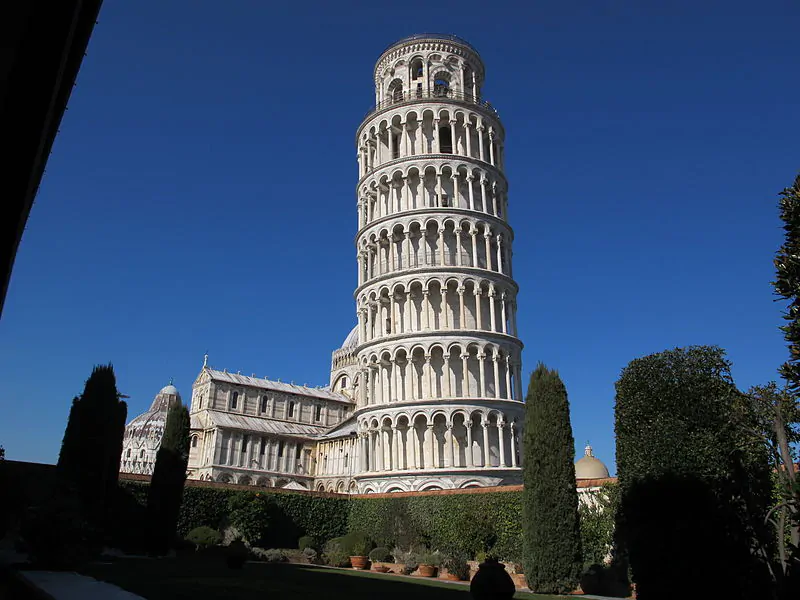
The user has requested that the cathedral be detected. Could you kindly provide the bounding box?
[122,34,608,493]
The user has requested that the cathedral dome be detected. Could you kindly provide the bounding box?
[575,444,610,480]
[340,326,358,351]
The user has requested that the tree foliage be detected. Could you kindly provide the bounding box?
[522,363,582,594]
[578,483,620,569]
[56,364,127,542]
[614,346,774,600]
[770,172,800,590]
[147,404,190,555]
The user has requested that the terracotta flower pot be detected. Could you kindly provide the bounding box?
[443,572,461,581]
[350,556,369,570]
[372,565,390,573]
[418,564,436,577]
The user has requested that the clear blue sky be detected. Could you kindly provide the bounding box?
[1,1,798,471]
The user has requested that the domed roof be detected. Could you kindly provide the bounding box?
[340,326,358,351]
[159,384,180,397]
[575,444,610,480]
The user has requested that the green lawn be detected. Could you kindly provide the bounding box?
[81,557,565,600]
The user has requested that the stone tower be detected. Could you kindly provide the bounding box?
[351,34,524,492]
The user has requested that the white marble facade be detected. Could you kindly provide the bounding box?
[131,35,534,493]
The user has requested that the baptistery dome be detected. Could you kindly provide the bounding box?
[119,381,182,475]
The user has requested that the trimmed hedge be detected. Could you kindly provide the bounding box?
[113,480,607,566]
[347,492,524,561]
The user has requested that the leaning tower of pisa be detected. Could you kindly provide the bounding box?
[351,34,524,492]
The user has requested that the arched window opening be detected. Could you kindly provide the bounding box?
[260,396,268,413]
[387,79,403,103]
[126,449,131,458]
[434,77,450,98]
[288,401,295,418]
[392,133,400,159]
[439,126,453,154]
[230,391,238,410]
[191,436,198,448]
[411,59,423,80]
[140,449,145,458]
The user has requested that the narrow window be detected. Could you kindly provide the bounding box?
[260,396,268,413]
[260,439,267,455]
[392,135,400,159]
[288,401,295,418]
[140,449,145,458]
[439,126,453,154]
[191,436,198,448]
[241,435,249,453]
[314,405,322,421]
[126,449,131,458]
[344,454,348,468]
[295,445,302,460]
[278,441,285,457]
[230,391,238,410]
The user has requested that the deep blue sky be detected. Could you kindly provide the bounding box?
[2,1,798,470]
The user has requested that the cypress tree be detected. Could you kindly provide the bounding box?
[147,403,190,555]
[56,364,127,539]
[522,363,582,594]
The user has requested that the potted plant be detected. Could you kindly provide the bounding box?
[417,550,441,577]
[345,532,372,570]
[442,555,470,581]
[369,546,392,572]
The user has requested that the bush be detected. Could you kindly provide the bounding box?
[401,553,419,575]
[298,535,318,551]
[303,547,318,563]
[186,526,222,550]
[368,546,392,562]
[443,555,471,580]
[342,531,373,556]
[20,492,93,570]
[323,538,351,567]
[262,548,288,563]
[227,493,270,546]
[225,540,249,569]
[418,549,442,566]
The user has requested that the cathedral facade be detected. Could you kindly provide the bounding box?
[127,35,530,493]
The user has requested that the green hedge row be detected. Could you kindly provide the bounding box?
[114,481,616,565]
[346,492,524,561]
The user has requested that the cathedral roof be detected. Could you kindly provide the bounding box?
[205,411,328,438]
[205,368,351,403]
[340,326,358,351]
[317,415,357,440]
[575,443,610,480]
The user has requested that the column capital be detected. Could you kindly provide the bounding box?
[474,288,482,297]
[466,174,474,182]
[461,353,470,360]
[481,422,489,430]
[457,286,465,295]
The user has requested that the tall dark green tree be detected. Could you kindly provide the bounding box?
[522,363,582,594]
[614,346,774,600]
[770,172,800,592]
[147,403,190,555]
[56,364,127,537]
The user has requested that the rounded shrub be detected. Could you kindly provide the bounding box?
[298,535,318,551]
[323,538,351,567]
[342,531,372,556]
[443,555,471,581]
[368,546,392,562]
[185,526,222,551]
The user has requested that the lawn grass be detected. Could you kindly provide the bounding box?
[81,557,566,600]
